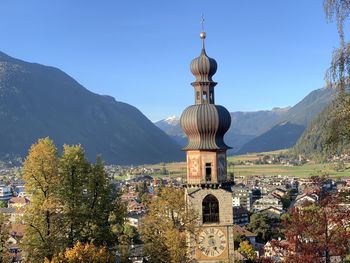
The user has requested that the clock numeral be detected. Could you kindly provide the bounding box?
[219,245,225,251]
[209,228,214,234]
[205,249,210,256]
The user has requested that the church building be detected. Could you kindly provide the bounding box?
[180,29,235,262]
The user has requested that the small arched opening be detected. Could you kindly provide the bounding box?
[202,194,219,223]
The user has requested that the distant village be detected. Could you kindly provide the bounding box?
[1,155,350,262]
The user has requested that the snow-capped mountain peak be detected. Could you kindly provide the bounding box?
[164,115,180,126]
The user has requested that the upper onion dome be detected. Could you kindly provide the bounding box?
[190,32,217,82]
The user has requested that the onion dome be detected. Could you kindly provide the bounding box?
[190,32,217,82]
[180,104,231,150]
[180,30,231,151]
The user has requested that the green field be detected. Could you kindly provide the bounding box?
[144,151,350,179]
[233,163,350,178]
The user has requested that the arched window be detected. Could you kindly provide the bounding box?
[202,194,219,223]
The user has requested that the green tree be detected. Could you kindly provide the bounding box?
[22,137,63,262]
[246,213,272,243]
[237,240,256,262]
[137,181,149,203]
[281,194,292,210]
[84,156,125,247]
[323,0,350,153]
[140,186,197,263]
[0,201,7,208]
[117,224,140,263]
[0,213,11,263]
[58,145,90,248]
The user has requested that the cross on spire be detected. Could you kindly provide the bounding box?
[200,14,206,49]
[201,13,205,32]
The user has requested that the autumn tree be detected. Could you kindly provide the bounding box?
[21,137,64,262]
[0,213,11,263]
[233,233,246,251]
[273,178,350,263]
[22,139,126,261]
[237,240,256,262]
[140,186,197,263]
[45,241,114,263]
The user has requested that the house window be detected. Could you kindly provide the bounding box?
[202,194,219,223]
[196,91,200,101]
[205,162,212,182]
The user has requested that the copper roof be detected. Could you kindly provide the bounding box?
[181,104,231,150]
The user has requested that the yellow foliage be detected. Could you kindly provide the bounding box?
[140,186,198,263]
[45,241,114,263]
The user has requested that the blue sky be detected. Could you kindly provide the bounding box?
[0,1,343,121]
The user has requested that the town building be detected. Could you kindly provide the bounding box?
[233,206,249,226]
[252,194,283,212]
[232,183,253,211]
[0,185,12,201]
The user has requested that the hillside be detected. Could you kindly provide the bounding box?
[0,51,183,165]
[237,122,305,154]
[292,94,350,159]
[236,87,335,154]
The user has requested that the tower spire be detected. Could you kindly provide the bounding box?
[200,13,206,49]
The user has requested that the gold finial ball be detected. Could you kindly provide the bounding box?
[200,31,206,39]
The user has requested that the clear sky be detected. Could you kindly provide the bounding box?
[0,1,343,121]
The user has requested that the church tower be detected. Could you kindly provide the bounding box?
[180,30,235,262]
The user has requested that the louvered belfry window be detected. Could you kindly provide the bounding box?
[202,194,219,223]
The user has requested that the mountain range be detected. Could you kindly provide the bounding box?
[0,51,183,165]
[156,86,335,154]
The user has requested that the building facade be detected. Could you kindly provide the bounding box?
[232,184,253,211]
[180,30,235,263]
[0,186,12,201]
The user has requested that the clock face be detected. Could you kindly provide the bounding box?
[198,227,227,257]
